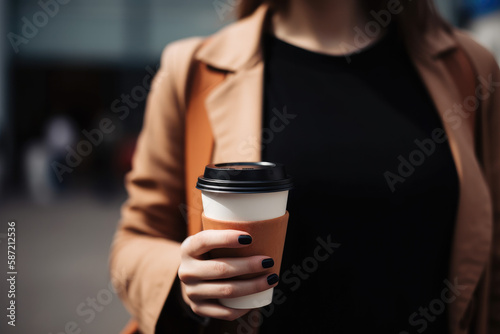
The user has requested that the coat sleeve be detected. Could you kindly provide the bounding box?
[453,29,500,333]
[108,37,202,334]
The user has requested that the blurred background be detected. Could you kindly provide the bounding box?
[0,0,498,333]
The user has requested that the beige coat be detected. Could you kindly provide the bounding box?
[109,4,500,334]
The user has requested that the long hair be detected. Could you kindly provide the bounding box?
[238,0,449,33]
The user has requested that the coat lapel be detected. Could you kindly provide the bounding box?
[194,4,270,164]
[205,62,264,164]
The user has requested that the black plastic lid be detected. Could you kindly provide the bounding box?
[196,162,293,194]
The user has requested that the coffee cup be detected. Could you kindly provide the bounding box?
[196,162,293,309]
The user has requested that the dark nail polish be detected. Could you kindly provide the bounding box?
[262,258,274,269]
[238,235,252,245]
[267,274,279,285]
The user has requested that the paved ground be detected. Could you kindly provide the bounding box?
[0,190,132,334]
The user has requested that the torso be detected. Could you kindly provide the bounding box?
[259,24,458,333]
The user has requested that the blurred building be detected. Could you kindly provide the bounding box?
[2,0,229,198]
[462,0,500,63]
[0,0,498,198]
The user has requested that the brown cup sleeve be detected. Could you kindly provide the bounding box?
[201,211,289,280]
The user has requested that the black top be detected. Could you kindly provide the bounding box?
[259,25,458,334]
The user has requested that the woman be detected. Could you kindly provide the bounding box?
[110,1,500,333]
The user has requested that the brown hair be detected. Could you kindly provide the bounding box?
[237,0,449,33]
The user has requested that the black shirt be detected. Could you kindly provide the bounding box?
[259,26,458,334]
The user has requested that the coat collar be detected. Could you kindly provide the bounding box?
[195,2,459,72]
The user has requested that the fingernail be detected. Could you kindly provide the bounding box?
[238,235,252,245]
[267,274,279,285]
[262,258,274,269]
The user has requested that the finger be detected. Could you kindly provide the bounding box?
[190,301,250,321]
[185,273,280,301]
[179,256,274,282]
[182,230,252,258]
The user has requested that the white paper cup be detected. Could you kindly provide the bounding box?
[201,191,288,221]
[196,162,293,309]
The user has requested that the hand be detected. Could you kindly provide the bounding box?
[178,229,278,321]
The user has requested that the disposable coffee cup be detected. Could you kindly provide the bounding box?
[196,162,293,309]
